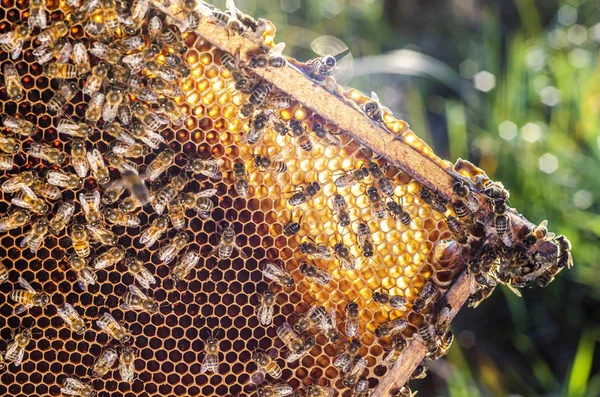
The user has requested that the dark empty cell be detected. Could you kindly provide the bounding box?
[243,280,256,294]
[201,385,215,396]
[140,348,153,360]
[185,327,198,340]
[144,382,158,394]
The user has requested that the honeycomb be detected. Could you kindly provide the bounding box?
[0,0,568,396]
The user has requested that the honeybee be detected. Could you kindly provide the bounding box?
[147,77,183,99]
[298,239,332,260]
[299,262,331,286]
[435,303,453,335]
[157,26,186,54]
[313,305,340,342]
[67,252,97,291]
[104,208,140,228]
[138,215,169,248]
[86,222,117,246]
[130,121,165,149]
[10,277,50,314]
[60,377,96,397]
[125,255,156,289]
[417,322,436,351]
[386,200,411,227]
[367,187,387,220]
[256,289,275,326]
[334,242,356,270]
[12,186,48,214]
[47,170,83,190]
[111,142,147,159]
[185,157,222,180]
[85,92,105,123]
[96,312,130,343]
[92,347,118,378]
[132,101,168,131]
[372,289,407,311]
[49,201,75,235]
[394,385,417,397]
[247,80,273,112]
[360,91,389,124]
[483,180,509,202]
[46,62,78,79]
[257,383,294,397]
[351,378,370,397]
[121,284,160,313]
[83,62,109,96]
[27,142,65,165]
[105,122,136,146]
[32,36,71,65]
[200,331,221,374]
[93,245,126,270]
[306,385,335,397]
[4,328,32,367]
[447,216,467,244]
[556,235,573,269]
[1,171,38,193]
[287,120,313,152]
[310,121,341,147]
[38,20,69,44]
[158,231,190,264]
[369,162,394,197]
[87,149,110,185]
[242,111,269,146]
[20,216,49,252]
[249,42,287,69]
[48,81,78,114]
[102,88,124,123]
[171,249,200,282]
[342,357,368,388]
[168,200,186,230]
[3,63,23,101]
[232,161,250,198]
[102,184,126,207]
[356,222,374,258]
[384,336,407,365]
[0,154,12,170]
[0,23,31,60]
[412,280,437,313]
[157,97,185,125]
[0,262,8,283]
[344,302,360,338]
[253,349,282,379]
[278,322,315,363]
[119,344,136,383]
[374,318,408,338]
[79,190,103,224]
[151,174,188,215]
[145,149,175,181]
[73,42,90,75]
[334,339,361,373]
[210,223,248,260]
[58,303,88,335]
[57,118,94,140]
[0,133,19,154]
[288,182,320,207]
[263,262,294,288]
[2,114,35,137]
[265,94,293,110]
[452,201,474,230]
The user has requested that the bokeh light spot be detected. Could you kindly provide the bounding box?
[498,121,517,141]
[522,123,542,143]
[538,153,558,174]
[473,71,495,92]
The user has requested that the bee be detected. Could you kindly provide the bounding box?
[2,115,35,137]
[418,322,436,351]
[48,81,78,114]
[253,349,282,379]
[435,330,454,359]
[10,277,50,314]
[556,235,573,269]
[263,262,294,288]
[121,284,160,313]
[57,118,93,139]
[122,45,160,73]
[171,249,200,282]
[384,336,407,365]
[20,216,49,252]
[150,174,188,215]
[368,161,394,197]
[79,190,103,224]
[1,171,38,193]
[330,194,351,229]
[110,142,147,159]
[249,42,287,69]
[452,200,474,229]
[105,122,136,146]
[298,239,332,260]
[168,200,186,230]
[3,63,24,101]
[147,77,183,99]
[102,184,126,207]
[0,154,12,170]
[254,153,287,174]
[186,157,223,180]
[147,14,162,38]
[58,303,88,335]
[96,312,130,343]
[289,182,320,207]
[101,88,124,123]
[360,91,389,123]
[73,42,90,75]
[282,216,302,236]
[4,328,32,367]
[118,172,151,210]
[344,302,360,338]
[67,252,97,291]
[0,23,31,60]
[522,220,549,248]
[412,280,437,313]
[256,289,276,326]
[69,223,91,258]
[12,186,49,214]
[28,180,56,201]
[248,80,273,110]
[33,36,71,65]
[342,357,368,388]
[258,383,294,397]
[27,142,65,165]
[49,201,75,235]
[105,151,139,175]
[435,304,453,335]
[312,305,340,342]
[231,161,250,198]
[334,339,361,373]
[0,262,8,283]
[334,242,356,270]
[311,122,341,147]
[46,62,78,79]
[306,385,335,397]
[89,42,122,65]
[394,385,417,397]
[83,62,110,96]
[145,149,175,181]
[351,378,370,397]
[117,99,134,127]
[200,331,221,374]
[47,170,83,190]
[181,188,217,219]
[0,133,19,154]
[86,222,117,247]
[87,149,110,185]
[484,180,509,202]
[299,262,331,286]
[125,255,156,289]
[210,223,248,260]
[38,20,69,44]
[446,216,467,244]
[157,97,185,125]
[60,377,96,397]
[386,200,411,227]
[356,222,374,258]
[287,120,313,151]
[278,322,315,363]
[144,60,177,82]
[119,344,136,383]
[92,347,118,378]
[85,92,105,123]
[367,187,387,220]
[375,318,408,338]
[420,187,448,213]
[130,121,165,149]
[242,111,269,146]
[138,215,169,248]
[159,231,190,264]
[100,0,119,31]
[93,245,126,270]
[265,94,293,110]
[158,26,186,54]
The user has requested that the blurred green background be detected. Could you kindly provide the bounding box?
[217,0,599,395]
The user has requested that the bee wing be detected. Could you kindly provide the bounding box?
[0,31,14,44]
[128,284,148,299]
[225,0,238,15]
[96,312,114,331]
[18,277,36,293]
[12,347,26,366]
[13,303,32,315]
[136,267,156,288]
[251,370,265,385]
[269,42,286,57]
[19,232,32,248]
[197,188,217,198]
[370,91,380,103]
[310,35,348,57]
[57,303,75,325]
[11,41,24,60]
[61,377,85,394]
[502,281,522,298]
[56,41,73,64]
[328,307,337,324]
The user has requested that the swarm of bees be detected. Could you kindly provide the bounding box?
[0,0,571,395]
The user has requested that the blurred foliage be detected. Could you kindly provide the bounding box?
[221,0,599,395]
